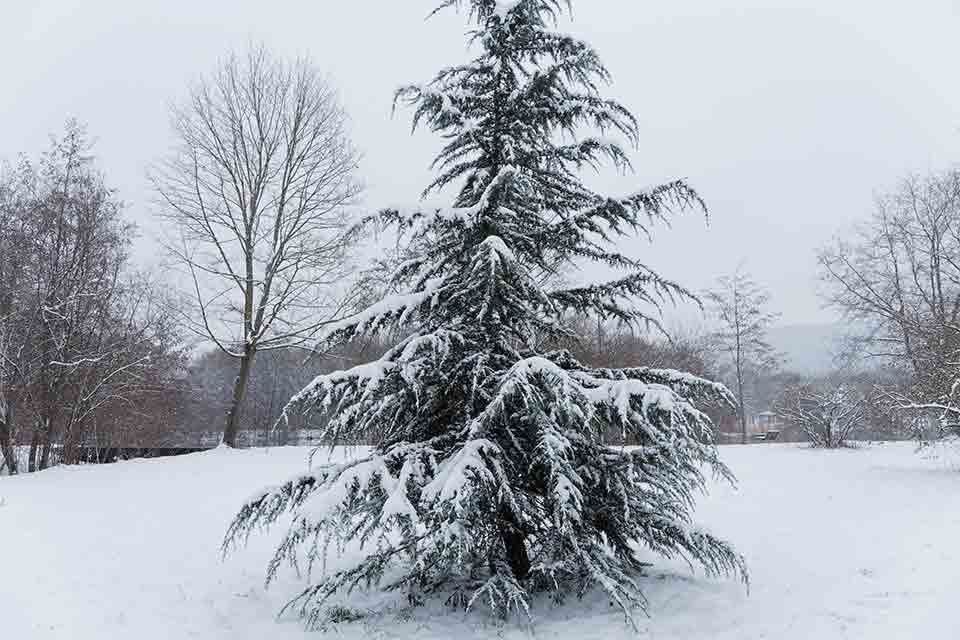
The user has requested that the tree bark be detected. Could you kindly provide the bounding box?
[39,439,51,470]
[35,415,54,470]
[498,507,530,580]
[28,430,39,472]
[0,430,15,475]
[736,328,747,445]
[737,369,747,445]
[734,282,747,445]
[222,346,256,448]
[0,400,15,474]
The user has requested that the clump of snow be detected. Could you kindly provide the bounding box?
[315,277,446,342]
[422,439,498,509]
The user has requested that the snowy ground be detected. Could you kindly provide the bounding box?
[2,442,958,639]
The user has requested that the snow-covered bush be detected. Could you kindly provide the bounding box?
[225,0,746,629]
[778,386,865,448]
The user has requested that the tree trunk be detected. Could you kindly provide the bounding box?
[498,507,530,580]
[0,430,15,475]
[39,441,51,470]
[37,416,53,470]
[28,431,39,473]
[222,347,256,447]
[62,416,80,465]
[0,402,15,474]
[736,369,747,445]
[738,398,747,444]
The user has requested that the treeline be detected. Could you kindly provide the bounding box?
[0,45,366,474]
[0,119,942,474]
[0,119,370,474]
[727,167,960,448]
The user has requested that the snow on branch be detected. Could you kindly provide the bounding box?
[377,166,518,236]
[223,469,330,551]
[565,355,734,408]
[422,439,499,508]
[48,356,107,368]
[777,386,865,448]
[549,270,697,328]
[542,179,706,248]
[314,278,446,344]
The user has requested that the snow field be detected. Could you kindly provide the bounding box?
[1,442,958,639]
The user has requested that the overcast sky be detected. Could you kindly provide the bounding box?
[2,0,958,326]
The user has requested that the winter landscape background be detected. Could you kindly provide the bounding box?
[2,0,959,638]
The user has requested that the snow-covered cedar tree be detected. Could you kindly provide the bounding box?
[777,386,865,448]
[224,0,747,629]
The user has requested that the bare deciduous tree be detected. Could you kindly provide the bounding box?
[706,269,780,444]
[819,169,960,428]
[777,385,865,448]
[0,121,189,473]
[152,44,363,447]
[0,159,29,472]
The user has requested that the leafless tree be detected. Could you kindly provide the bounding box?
[0,159,30,472]
[54,275,190,460]
[706,268,781,444]
[0,121,190,472]
[819,169,960,424]
[777,385,865,448]
[152,44,363,447]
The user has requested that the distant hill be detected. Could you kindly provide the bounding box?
[767,323,844,374]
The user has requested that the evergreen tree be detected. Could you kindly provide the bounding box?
[225,0,746,628]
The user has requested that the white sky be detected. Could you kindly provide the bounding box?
[2,0,958,325]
